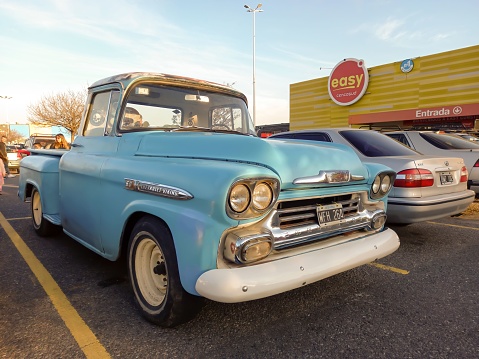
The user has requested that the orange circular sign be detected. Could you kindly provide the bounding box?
[328,58,369,106]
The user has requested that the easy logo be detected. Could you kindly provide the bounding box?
[328,58,369,106]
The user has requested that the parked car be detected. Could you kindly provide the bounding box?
[385,131,479,195]
[6,145,22,173]
[454,133,479,142]
[269,128,475,224]
[18,72,399,327]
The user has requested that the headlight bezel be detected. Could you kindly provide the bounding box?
[227,178,280,219]
[370,171,396,199]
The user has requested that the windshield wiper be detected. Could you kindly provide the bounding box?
[172,126,248,135]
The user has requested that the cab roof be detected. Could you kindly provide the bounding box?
[89,72,248,104]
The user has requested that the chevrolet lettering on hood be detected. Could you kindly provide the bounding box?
[125,179,193,200]
[18,72,399,327]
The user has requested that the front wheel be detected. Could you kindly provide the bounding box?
[31,187,57,237]
[128,216,203,327]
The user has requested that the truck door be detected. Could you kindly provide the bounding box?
[59,89,120,253]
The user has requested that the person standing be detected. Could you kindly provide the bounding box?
[0,135,15,178]
[0,156,5,193]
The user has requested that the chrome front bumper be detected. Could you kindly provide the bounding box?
[195,227,399,303]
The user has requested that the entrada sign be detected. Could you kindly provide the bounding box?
[328,58,369,106]
[415,106,462,118]
[348,103,479,125]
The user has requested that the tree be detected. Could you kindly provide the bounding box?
[7,129,24,144]
[28,90,86,142]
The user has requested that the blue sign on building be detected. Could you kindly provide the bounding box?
[400,59,414,73]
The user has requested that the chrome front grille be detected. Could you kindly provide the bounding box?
[276,194,360,230]
[221,191,387,255]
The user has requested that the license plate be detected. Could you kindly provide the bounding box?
[440,172,454,185]
[317,203,344,225]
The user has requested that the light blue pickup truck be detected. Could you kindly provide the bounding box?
[18,72,399,327]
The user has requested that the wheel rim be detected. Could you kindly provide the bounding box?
[135,237,167,307]
[32,191,43,228]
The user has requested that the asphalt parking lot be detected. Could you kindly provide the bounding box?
[1,176,478,359]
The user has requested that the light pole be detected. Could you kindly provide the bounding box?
[0,96,13,124]
[244,3,262,127]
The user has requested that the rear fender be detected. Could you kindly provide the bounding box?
[19,154,61,216]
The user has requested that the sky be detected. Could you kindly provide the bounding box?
[0,0,478,127]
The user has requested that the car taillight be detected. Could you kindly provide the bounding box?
[460,165,468,182]
[474,160,479,168]
[394,169,434,187]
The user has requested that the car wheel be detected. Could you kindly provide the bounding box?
[31,187,57,236]
[128,216,203,327]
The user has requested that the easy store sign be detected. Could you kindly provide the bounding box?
[328,58,369,106]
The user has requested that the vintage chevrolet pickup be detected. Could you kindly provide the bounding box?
[18,72,399,327]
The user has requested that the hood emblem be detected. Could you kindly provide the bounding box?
[125,179,193,200]
[444,161,449,166]
[293,170,365,185]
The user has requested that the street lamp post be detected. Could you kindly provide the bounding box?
[244,3,262,127]
[0,96,13,124]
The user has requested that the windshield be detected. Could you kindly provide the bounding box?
[420,132,479,149]
[119,83,256,135]
[340,130,421,157]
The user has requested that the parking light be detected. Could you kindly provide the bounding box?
[224,232,273,264]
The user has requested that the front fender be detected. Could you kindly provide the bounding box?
[115,199,238,296]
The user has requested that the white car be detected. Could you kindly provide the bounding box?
[269,128,475,224]
[455,133,479,142]
[6,145,22,173]
[385,131,479,195]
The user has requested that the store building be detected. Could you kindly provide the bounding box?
[255,123,289,138]
[290,45,479,131]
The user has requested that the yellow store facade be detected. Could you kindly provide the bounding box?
[290,45,479,131]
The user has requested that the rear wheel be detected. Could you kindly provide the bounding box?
[31,187,57,237]
[128,216,203,327]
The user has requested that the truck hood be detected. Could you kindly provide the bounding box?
[135,132,369,188]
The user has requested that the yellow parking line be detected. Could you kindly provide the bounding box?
[0,212,110,359]
[5,216,32,221]
[427,221,479,231]
[368,262,410,275]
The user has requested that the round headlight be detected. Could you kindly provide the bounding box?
[380,175,391,193]
[252,182,273,210]
[229,184,250,213]
[372,175,381,194]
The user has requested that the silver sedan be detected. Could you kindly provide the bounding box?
[269,128,475,224]
[385,130,479,195]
